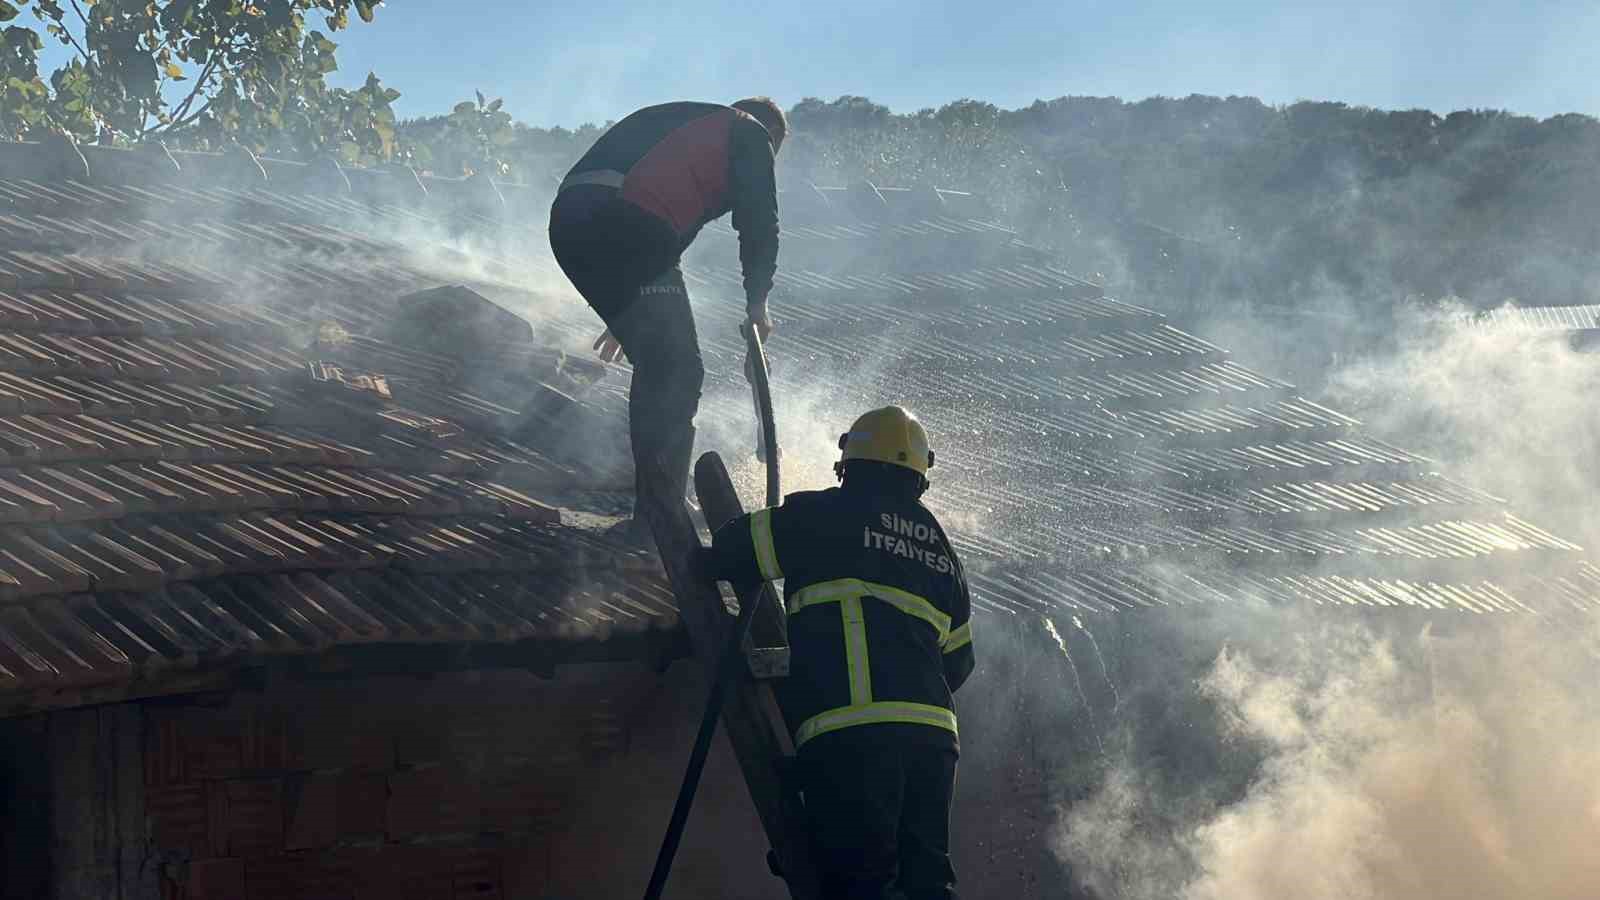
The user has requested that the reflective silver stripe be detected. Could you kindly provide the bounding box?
[558,169,625,193]
[943,621,972,653]
[795,701,958,747]
[841,596,872,705]
[787,578,950,640]
[751,509,782,580]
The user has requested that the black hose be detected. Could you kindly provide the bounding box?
[641,585,763,900]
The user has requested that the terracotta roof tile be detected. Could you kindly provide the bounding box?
[0,138,1583,716]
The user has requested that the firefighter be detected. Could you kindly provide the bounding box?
[699,406,975,900]
[548,97,785,544]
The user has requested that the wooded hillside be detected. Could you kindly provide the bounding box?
[0,0,1589,311]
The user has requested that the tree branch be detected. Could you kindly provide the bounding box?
[164,54,219,130]
[67,0,89,28]
[52,16,91,63]
[164,97,212,133]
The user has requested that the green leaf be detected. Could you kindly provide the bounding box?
[164,61,182,79]
[355,0,376,23]
[452,100,475,115]
[488,98,503,113]
[0,4,18,23]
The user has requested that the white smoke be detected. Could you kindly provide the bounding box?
[1053,301,1600,900]
[1326,299,1600,547]
[1059,615,1600,900]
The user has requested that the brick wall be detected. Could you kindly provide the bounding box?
[39,658,783,900]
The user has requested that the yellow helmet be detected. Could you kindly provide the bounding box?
[836,406,935,477]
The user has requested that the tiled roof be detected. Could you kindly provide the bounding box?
[0,140,684,712]
[670,195,1593,626]
[0,134,1587,713]
[1471,302,1600,332]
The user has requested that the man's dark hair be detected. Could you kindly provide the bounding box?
[732,97,788,149]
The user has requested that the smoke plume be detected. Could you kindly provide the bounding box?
[1052,299,1600,900]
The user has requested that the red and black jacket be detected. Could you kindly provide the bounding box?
[560,101,780,308]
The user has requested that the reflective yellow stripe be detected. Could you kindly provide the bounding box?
[795,701,958,747]
[942,621,971,654]
[841,596,872,705]
[787,578,950,640]
[751,509,781,580]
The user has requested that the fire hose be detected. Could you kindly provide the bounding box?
[642,321,781,900]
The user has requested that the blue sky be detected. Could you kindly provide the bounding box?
[320,0,1600,125]
[38,1,1600,126]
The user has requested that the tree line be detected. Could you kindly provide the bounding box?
[1,2,1595,310]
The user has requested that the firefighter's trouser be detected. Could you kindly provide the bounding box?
[549,185,704,522]
[797,728,960,900]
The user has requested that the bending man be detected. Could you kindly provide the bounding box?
[549,97,785,543]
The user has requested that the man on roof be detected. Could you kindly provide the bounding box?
[700,406,975,900]
[549,97,786,543]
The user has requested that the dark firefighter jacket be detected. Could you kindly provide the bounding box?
[705,485,975,753]
[559,101,780,308]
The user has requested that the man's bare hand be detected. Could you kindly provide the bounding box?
[593,328,625,363]
[746,304,774,342]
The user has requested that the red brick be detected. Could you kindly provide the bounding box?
[244,852,358,900]
[355,847,452,900]
[338,772,388,836]
[480,764,569,834]
[286,773,387,850]
[209,778,284,858]
[290,706,394,772]
[186,858,244,900]
[450,849,502,900]
[146,783,208,855]
[184,710,245,781]
[285,774,338,851]
[144,710,186,787]
[438,701,551,768]
[386,768,480,840]
[500,841,551,900]
[355,848,499,900]
[392,713,447,767]
[239,702,292,773]
[145,706,242,785]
